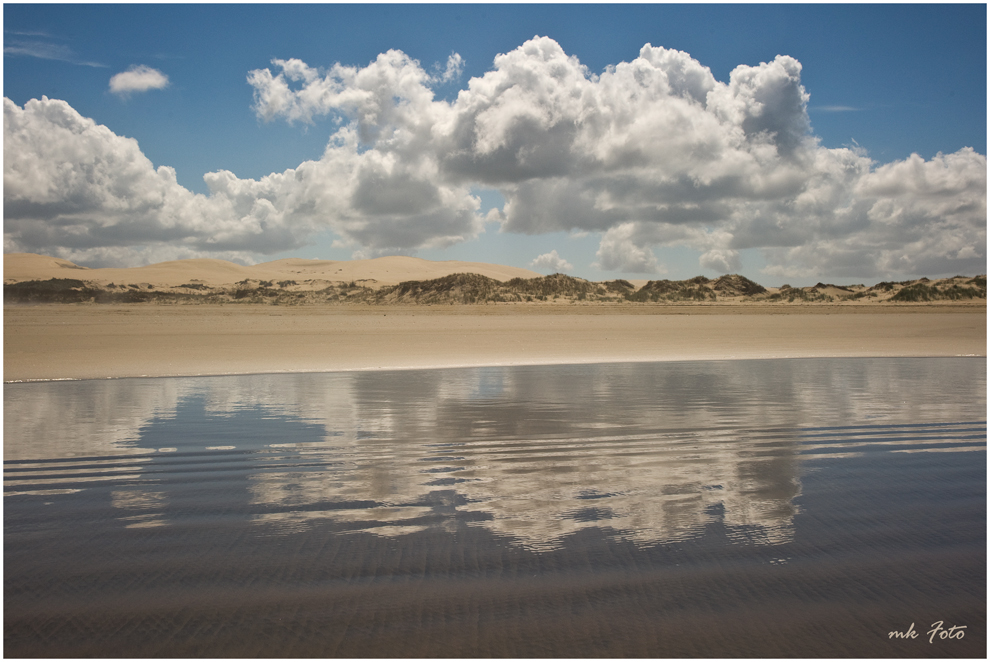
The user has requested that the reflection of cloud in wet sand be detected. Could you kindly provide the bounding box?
[111,488,169,528]
[204,365,806,549]
[454,430,800,550]
[3,379,189,461]
[5,360,983,551]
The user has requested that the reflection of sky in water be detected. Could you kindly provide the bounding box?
[5,359,986,551]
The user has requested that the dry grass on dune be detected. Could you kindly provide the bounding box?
[3,252,987,306]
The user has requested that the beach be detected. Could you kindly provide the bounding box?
[5,262,986,658]
[4,303,985,382]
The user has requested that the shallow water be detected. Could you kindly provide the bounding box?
[5,358,986,657]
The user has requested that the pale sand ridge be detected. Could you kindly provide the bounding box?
[4,253,541,288]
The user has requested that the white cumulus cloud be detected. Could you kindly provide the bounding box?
[5,36,986,279]
[3,94,482,266]
[434,53,464,83]
[530,250,573,273]
[699,249,742,274]
[593,224,665,274]
[109,65,170,96]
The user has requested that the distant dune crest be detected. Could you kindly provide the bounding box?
[3,253,541,288]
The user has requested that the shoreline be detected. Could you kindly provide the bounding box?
[6,354,987,384]
[4,303,986,382]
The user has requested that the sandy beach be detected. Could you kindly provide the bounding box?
[4,303,985,382]
[4,253,985,382]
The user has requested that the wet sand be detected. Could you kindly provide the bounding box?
[5,360,986,657]
[3,303,985,382]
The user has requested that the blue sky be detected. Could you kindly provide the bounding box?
[3,3,986,285]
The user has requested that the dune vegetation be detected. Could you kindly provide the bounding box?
[5,271,985,306]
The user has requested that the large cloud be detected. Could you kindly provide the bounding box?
[3,94,482,265]
[4,36,985,278]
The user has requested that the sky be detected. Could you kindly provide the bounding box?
[3,3,987,286]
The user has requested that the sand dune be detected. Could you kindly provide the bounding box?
[8,252,986,306]
[2,253,92,280]
[3,253,541,288]
[4,252,985,382]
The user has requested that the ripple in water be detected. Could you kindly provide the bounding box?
[5,358,986,657]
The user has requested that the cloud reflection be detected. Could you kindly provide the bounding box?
[4,359,984,551]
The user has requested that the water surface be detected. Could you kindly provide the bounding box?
[5,358,986,656]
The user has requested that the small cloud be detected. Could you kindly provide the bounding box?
[4,38,106,67]
[110,65,170,96]
[483,207,504,224]
[843,137,869,156]
[699,249,741,274]
[956,245,980,260]
[7,30,55,38]
[811,105,861,112]
[594,224,664,274]
[433,53,464,84]
[530,249,574,273]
